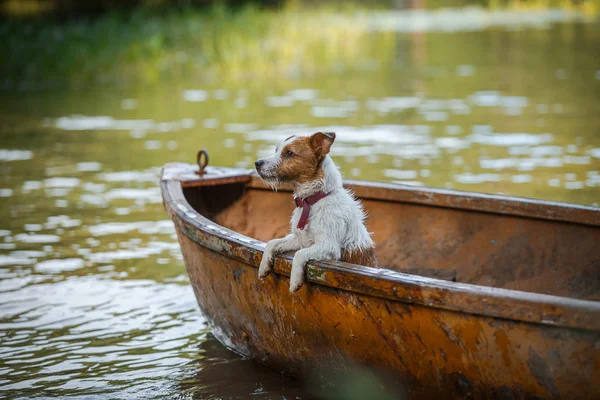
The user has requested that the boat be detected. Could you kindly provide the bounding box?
[161,150,600,399]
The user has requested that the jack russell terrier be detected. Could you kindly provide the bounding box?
[254,132,378,292]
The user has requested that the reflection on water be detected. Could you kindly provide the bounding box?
[0,277,204,396]
[1,10,599,399]
[179,337,314,400]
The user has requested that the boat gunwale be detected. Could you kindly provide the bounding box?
[172,166,600,227]
[249,176,600,227]
[161,166,600,332]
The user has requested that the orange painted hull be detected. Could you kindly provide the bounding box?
[161,161,600,399]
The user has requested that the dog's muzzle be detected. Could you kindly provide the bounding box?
[254,159,266,176]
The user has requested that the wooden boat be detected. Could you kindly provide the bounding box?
[161,151,600,399]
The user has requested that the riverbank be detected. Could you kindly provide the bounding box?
[0,4,394,90]
[1,1,597,91]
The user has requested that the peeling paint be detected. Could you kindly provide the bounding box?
[162,163,600,400]
[307,265,327,281]
[528,347,560,398]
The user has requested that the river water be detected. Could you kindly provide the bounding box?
[1,9,599,399]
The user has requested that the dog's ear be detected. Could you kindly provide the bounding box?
[310,132,336,156]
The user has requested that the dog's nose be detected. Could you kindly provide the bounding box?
[254,160,265,169]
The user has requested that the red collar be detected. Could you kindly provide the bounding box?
[294,191,330,230]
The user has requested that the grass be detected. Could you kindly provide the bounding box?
[427,0,599,12]
[489,0,599,13]
[0,0,597,90]
[0,3,396,90]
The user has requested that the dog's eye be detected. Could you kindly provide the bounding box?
[285,150,295,158]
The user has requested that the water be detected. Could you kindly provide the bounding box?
[1,11,600,399]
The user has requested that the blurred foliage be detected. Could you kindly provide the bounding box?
[0,3,397,90]
[1,0,598,16]
[491,0,598,12]
[424,0,598,9]
[312,365,406,400]
[0,0,597,90]
[0,0,394,17]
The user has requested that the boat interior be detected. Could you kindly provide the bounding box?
[181,178,600,301]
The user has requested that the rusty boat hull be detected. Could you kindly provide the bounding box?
[161,161,600,399]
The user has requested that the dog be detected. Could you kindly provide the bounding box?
[254,132,378,292]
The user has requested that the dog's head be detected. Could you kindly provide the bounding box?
[255,132,336,188]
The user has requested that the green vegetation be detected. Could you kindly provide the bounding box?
[427,0,598,11]
[1,0,597,90]
[491,0,598,12]
[0,3,395,89]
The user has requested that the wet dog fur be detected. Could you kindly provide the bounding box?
[254,132,377,292]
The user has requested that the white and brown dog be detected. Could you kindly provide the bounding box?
[254,132,377,292]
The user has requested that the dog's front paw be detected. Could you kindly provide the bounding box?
[289,264,306,292]
[258,254,273,279]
